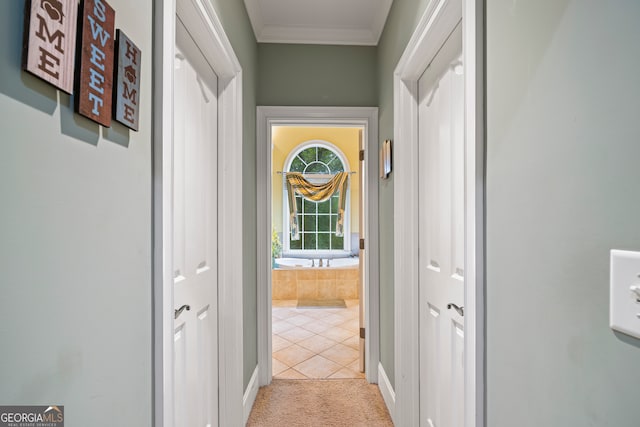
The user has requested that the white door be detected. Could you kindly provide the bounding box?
[173,18,219,427]
[418,23,465,427]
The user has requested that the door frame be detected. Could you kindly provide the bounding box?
[153,0,244,426]
[256,106,380,385]
[393,0,485,426]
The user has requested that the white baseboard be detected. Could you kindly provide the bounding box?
[243,366,260,425]
[378,362,396,423]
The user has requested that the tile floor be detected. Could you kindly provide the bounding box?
[272,299,364,379]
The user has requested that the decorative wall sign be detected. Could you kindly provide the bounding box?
[113,30,141,131]
[76,0,115,127]
[23,0,79,94]
[22,0,143,133]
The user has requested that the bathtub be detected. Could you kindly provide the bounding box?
[275,257,359,269]
[272,257,360,300]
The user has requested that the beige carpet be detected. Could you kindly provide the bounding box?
[247,379,394,426]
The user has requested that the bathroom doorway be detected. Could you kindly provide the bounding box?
[255,107,380,387]
[270,126,363,379]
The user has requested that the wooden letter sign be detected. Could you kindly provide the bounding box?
[76,0,115,127]
[113,30,141,131]
[23,0,78,94]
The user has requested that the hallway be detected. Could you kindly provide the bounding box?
[247,378,393,426]
[5,0,640,426]
[251,301,389,425]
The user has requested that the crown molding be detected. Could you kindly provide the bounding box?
[244,0,392,46]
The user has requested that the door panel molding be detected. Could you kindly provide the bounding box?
[393,0,485,426]
[153,0,244,425]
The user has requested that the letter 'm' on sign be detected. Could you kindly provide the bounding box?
[113,30,141,131]
[23,0,78,93]
[76,0,115,127]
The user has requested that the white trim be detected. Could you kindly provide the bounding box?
[153,1,176,426]
[392,71,420,427]
[255,25,379,46]
[256,106,380,386]
[393,0,485,426]
[283,140,351,174]
[463,1,485,426]
[243,366,260,426]
[370,0,394,45]
[243,0,392,46]
[241,0,264,40]
[377,362,396,424]
[153,0,244,426]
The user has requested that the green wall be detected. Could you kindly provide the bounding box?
[486,0,640,424]
[7,0,639,422]
[210,0,259,390]
[376,0,430,389]
[0,0,153,425]
[257,44,377,106]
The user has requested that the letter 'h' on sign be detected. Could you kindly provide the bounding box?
[113,30,141,131]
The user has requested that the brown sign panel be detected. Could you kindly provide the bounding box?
[113,30,141,131]
[76,0,115,127]
[23,0,79,94]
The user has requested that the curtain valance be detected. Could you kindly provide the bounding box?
[285,172,349,241]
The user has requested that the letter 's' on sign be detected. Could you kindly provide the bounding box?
[23,0,78,93]
[113,30,141,131]
[76,0,115,127]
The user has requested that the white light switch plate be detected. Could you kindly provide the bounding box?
[610,250,640,339]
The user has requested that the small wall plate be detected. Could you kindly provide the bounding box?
[610,250,640,339]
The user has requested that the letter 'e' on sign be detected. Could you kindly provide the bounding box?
[76,0,115,127]
[113,30,141,131]
[23,0,78,94]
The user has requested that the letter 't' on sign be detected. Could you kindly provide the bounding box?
[113,30,141,131]
[23,0,78,94]
[76,0,115,127]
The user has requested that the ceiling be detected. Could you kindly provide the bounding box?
[244,0,393,46]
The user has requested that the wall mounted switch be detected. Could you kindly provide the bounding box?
[610,250,640,339]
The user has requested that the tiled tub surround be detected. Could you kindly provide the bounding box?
[271,267,359,300]
[272,299,363,379]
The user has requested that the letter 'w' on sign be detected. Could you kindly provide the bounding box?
[22,0,78,93]
[113,30,141,131]
[76,0,115,127]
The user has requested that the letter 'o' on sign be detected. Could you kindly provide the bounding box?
[76,0,115,127]
[22,0,79,94]
[113,30,141,131]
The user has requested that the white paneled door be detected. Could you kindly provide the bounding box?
[173,18,219,427]
[418,23,464,427]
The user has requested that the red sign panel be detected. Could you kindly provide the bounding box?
[23,0,78,94]
[113,30,141,131]
[76,0,115,127]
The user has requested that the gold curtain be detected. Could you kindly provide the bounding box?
[286,172,349,241]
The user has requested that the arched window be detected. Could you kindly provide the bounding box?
[283,142,350,253]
